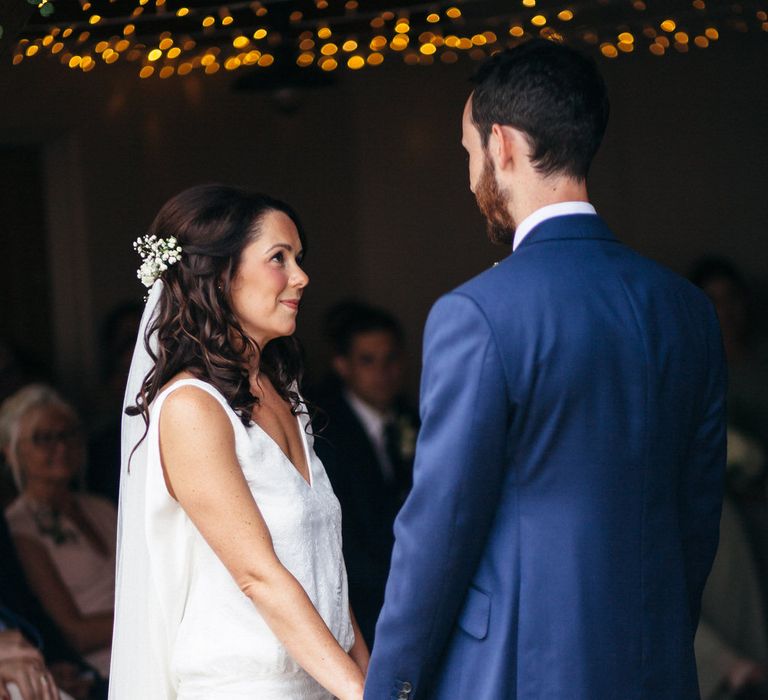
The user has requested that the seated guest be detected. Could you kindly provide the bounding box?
[0,385,115,678]
[0,629,62,700]
[1,510,105,700]
[313,301,418,646]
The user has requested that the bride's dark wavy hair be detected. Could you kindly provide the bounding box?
[126,183,307,435]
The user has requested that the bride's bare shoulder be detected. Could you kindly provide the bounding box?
[159,373,225,425]
[160,370,198,393]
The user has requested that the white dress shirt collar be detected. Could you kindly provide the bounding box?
[344,390,396,480]
[513,201,597,251]
[345,389,390,438]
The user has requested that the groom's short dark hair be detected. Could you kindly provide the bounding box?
[471,39,609,180]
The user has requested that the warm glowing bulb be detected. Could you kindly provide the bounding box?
[660,19,676,32]
[148,48,163,61]
[233,36,250,48]
[320,57,337,71]
[347,55,364,69]
[370,35,387,50]
[342,39,358,51]
[531,15,547,26]
[446,7,461,18]
[297,52,314,66]
[557,9,573,21]
[426,13,440,23]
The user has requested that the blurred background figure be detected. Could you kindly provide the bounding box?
[692,258,768,699]
[0,385,116,679]
[312,300,418,647]
[0,457,108,699]
[691,258,768,474]
[0,629,64,700]
[87,302,143,504]
[0,340,54,509]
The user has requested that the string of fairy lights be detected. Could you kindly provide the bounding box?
[9,0,768,79]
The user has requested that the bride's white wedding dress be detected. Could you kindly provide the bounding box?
[109,376,354,699]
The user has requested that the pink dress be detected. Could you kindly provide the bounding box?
[5,492,117,676]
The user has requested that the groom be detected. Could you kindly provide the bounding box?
[364,40,726,699]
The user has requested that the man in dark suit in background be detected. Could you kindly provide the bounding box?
[313,302,418,647]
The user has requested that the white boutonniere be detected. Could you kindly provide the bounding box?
[398,414,418,461]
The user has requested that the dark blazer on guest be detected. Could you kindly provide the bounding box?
[313,390,415,647]
[364,214,726,700]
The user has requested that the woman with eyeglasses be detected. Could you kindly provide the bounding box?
[0,384,115,678]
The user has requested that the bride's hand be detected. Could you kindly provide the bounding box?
[348,607,370,676]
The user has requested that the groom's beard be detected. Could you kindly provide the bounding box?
[475,154,515,246]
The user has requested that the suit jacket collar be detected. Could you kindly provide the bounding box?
[515,214,618,251]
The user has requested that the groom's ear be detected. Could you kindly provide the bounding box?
[491,123,527,172]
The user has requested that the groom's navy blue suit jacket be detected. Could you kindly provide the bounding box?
[364,214,726,700]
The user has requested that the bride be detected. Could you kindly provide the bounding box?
[109,184,368,699]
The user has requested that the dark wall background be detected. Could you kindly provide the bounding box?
[1,33,766,407]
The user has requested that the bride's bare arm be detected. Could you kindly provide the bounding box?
[159,385,364,700]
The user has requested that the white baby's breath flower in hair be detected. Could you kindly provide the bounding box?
[133,234,183,290]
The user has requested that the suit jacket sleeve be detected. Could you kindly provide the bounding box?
[364,292,510,699]
[680,303,726,632]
